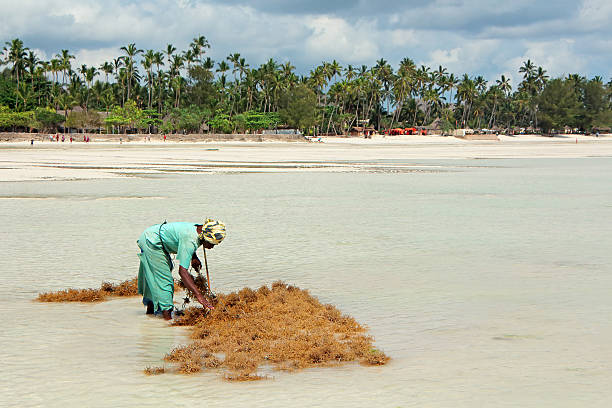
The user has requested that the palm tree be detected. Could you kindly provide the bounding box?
[84,66,98,110]
[79,64,88,83]
[227,53,241,82]
[24,50,40,88]
[237,57,249,84]
[434,65,448,84]
[496,74,512,96]
[344,64,356,82]
[216,60,230,76]
[111,57,124,104]
[3,38,29,91]
[390,67,413,128]
[183,48,196,70]
[519,59,536,80]
[457,75,476,126]
[142,50,155,108]
[446,73,459,109]
[152,51,164,112]
[165,44,176,68]
[56,49,75,86]
[49,59,62,86]
[100,61,113,83]
[190,35,210,62]
[170,54,184,78]
[15,82,35,112]
[422,87,443,125]
[120,43,143,100]
[534,67,549,91]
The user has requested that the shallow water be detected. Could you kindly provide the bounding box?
[2,158,612,407]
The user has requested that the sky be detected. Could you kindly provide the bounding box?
[1,0,611,87]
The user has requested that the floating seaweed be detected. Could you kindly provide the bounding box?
[143,366,166,375]
[37,277,185,303]
[166,281,390,381]
[37,278,140,302]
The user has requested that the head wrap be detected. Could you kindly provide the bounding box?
[199,219,226,245]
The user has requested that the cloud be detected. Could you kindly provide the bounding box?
[303,16,380,63]
[0,0,610,82]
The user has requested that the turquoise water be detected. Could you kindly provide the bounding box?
[1,158,611,407]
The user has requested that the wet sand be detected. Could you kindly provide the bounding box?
[1,135,611,182]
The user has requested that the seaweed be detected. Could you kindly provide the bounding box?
[37,278,139,302]
[38,278,390,380]
[167,281,390,381]
[143,366,166,375]
[177,273,210,301]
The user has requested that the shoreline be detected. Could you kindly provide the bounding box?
[1,135,611,182]
[2,131,611,146]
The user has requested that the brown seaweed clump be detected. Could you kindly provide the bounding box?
[144,366,166,375]
[37,278,139,302]
[177,273,210,301]
[165,281,389,381]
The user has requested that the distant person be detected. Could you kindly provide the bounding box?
[30,139,34,145]
[55,134,59,142]
[137,219,226,320]
[49,135,53,142]
[164,134,167,142]
[69,136,73,143]
[61,135,65,142]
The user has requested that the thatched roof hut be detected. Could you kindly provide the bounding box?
[424,118,442,130]
[593,126,611,134]
[349,126,375,136]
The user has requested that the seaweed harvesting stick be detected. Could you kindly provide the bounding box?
[203,247,212,296]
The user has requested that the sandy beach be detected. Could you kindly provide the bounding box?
[1,134,611,182]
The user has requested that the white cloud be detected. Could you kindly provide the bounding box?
[74,47,120,69]
[304,16,380,63]
[578,0,612,30]
[423,39,501,75]
[389,29,418,47]
[0,0,609,82]
[507,38,585,80]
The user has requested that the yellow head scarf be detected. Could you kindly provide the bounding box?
[199,219,226,245]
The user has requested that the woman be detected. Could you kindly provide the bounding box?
[137,219,226,319]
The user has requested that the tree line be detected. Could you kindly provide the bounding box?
[1,36,611,134]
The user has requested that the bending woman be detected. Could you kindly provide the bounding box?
[137,219,226,319]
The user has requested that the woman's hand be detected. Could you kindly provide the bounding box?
[191,256,202,272]
[197,294,214,310]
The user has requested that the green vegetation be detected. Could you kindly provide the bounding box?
[1,37,611,134]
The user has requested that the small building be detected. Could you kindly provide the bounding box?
[592,126,611,134]
[423,118,444,135]
[349,126,376,137]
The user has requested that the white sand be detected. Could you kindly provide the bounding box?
[1,135,611,182]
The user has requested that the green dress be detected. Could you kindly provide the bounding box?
[137,222,200,312]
